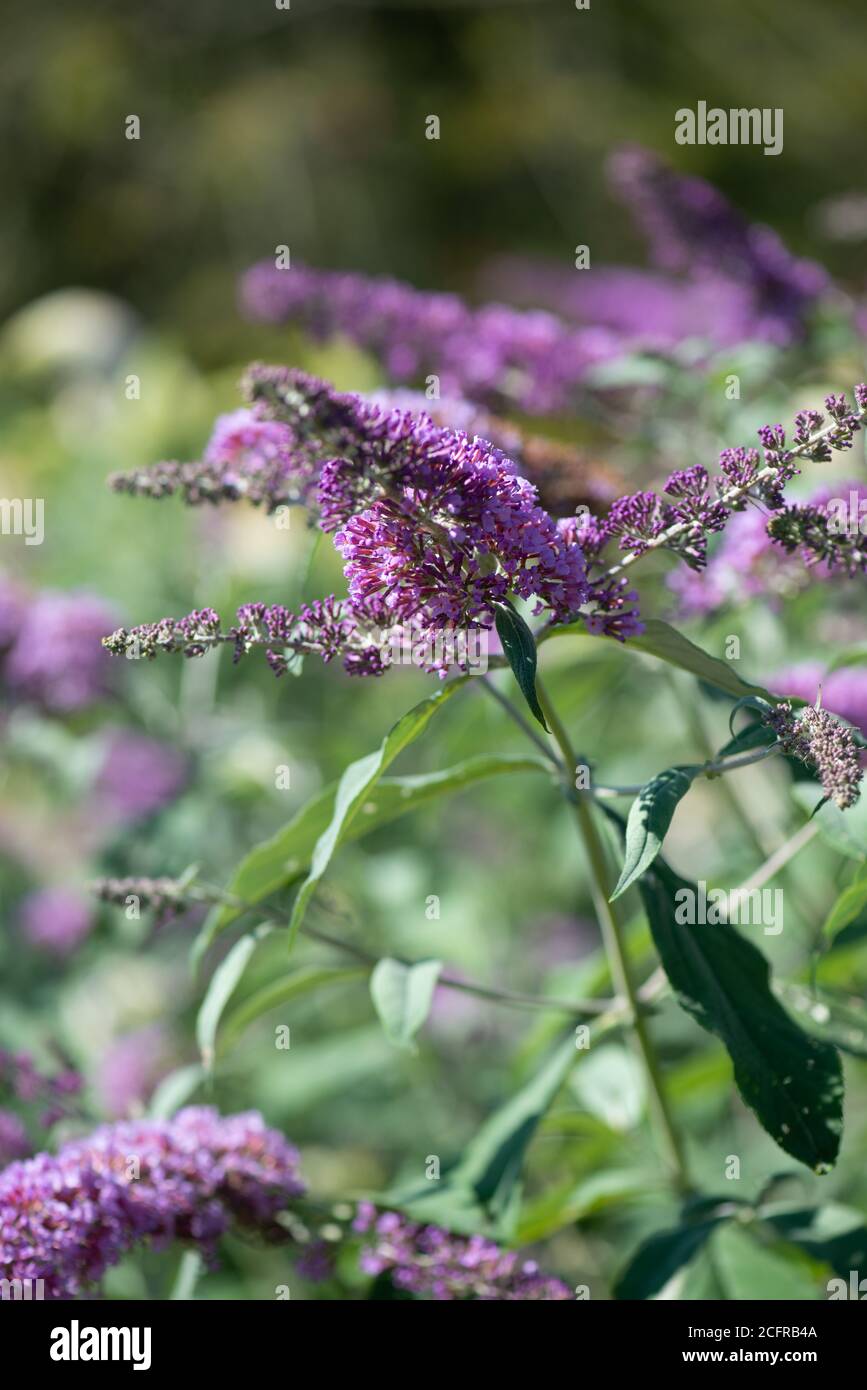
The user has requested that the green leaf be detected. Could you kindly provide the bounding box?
[827,643,867,674]
[759,1201,867,1278]
[792,784,867,861]
[779,983,867,1059]
[192,747,544,968]
[822,879,867,943]
[169,1250,203,1302]
[148,1063,206,1120]
[493,600,549,730]
[546,617,778,703]
[369,958,443,1052]
[615,1218,727,1300]
[219,965,367,1058]
[611,766,698,900]
[383,1033,577,1240]
[517,1169,654,1244]
[636,855,843,1171]
[711,1224,820,1301]
[284,683,465,952]
[569,1043,646,1131]
[196,924,274,1070]
[716,720,777,759]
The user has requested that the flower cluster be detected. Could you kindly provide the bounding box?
[108,365,385,514]
[0,1049,83,1163]
[764,701,863,810]
[482,258,788,354]
[772,664,867,739]
[240,262,623,414]
[670,479,867,617]
[91,875,203,927]
[106,379,593,675]
[614,387,867,578]
[96,1026,174,1120]
[103,597,384,679]
[352,1203,571,1300]
[0,578,118,713]
[607,145,828,346]
[18,887,94,956]
[91,729,188,826]
[0,1107,306,1298]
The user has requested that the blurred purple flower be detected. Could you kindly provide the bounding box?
[3,590,118,712]
[607,146,828,346]
[240,262,624,414]
[669,480,867,616]
[96,1025,174,1119]
[0,1110,30,1166]
[18,887,94,955]
[353,1203,571,1300]
[92,729,188,824]
[771,663,867,737]
[0,1107,306,1298]
[481,259,765,352]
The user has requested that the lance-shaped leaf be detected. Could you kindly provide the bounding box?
[219,965,367,1058]
[196,924,274,1070]
[611,765,699,900]
[381,1033,578,1240]
[822,879,867,943]
[545,616,778,703]
[614,1217,729,1300]
[636,856,844,1171]
[792,784,867,861]
[285,680,475,952]
[758,1201,867,1278]
[193,751,547,966]
[493,599,549,730]
[370,958,443,1052]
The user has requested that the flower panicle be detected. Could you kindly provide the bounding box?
[239,262,622,415]
[350,1203,571,1301]
[764,700,863,810]
[606,385,867,577]
[0,1108,306,1299]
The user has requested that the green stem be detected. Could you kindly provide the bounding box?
[535,675,692,1194]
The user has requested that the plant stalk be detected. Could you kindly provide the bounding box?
[535,675,692,1194]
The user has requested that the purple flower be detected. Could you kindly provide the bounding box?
[239,262,622,414]
[765,701,862,809]
[771,664,867,738]
[352,1204,571,1300]
[670,478,867,616]
[18,887,93,956]
[96,1026,174,1119]
[0,1110,31,1166]
[109,406,311,512]
[105,383,592,677]
[3,590,118,712]
[92,730,188,825]
[0,1107,306,1298]
[330,423,589,633]
[607,146,828,346]
[480,257,772,352]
